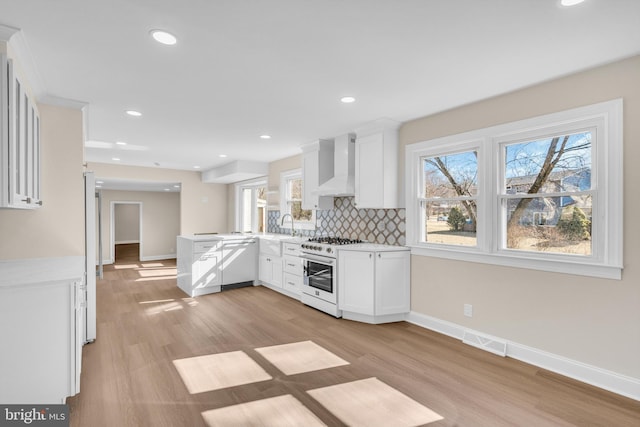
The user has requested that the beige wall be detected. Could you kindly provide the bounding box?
[268,154,302,191]
[99,190,179,262]
[0,104,85,260]
[86,163,228,236]
[400,55,640,379]
[114,204,140,243]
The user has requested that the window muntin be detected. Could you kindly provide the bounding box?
[405,99,623,279]
[420,150,478,247]
[500,131,593,256]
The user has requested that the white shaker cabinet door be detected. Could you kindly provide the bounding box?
[338,250,375,315]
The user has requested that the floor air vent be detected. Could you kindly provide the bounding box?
[462,330,507,357]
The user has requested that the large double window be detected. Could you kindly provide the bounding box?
[406,100,623,279]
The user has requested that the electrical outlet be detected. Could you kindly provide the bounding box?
[464,304,473,318]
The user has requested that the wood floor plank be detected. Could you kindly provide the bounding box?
[67,254,640,426]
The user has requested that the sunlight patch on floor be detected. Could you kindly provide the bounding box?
[114,264,139,269]
[173,351,272,394]
[144,301,183,315]
[201,395,327,427]
[139,299,175,304]
[137,268,177,278]
[255,341,349,376]
[307,377,443,427]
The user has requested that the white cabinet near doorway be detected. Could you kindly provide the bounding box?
[0,54,42,209]
[177,237,222,297]
[338,244,410,324]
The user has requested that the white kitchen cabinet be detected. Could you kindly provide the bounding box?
[258,237,283,288]
[259,254,283,288]
[0,54,42,209]
[301,139,334,210]
[354,120,400,209]
[338,245,410,324]
[282,242,302,296]
[0,257,84,404]
[177,237,222,297]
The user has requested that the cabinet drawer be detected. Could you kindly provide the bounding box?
[194,241,220,252]
[283,242,301,257]
[283,272,302,296]
[283,255,303,275]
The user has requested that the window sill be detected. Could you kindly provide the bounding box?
[408,245,622,280]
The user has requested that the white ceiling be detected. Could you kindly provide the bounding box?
[1,0,639,173]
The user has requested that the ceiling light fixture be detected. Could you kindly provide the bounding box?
[193,165,201,169]
[340,96,356,103]
[219,154,227,158]
[126,110,142,117]
[560,0,585,6]
[260,135,271,140]
[112,157,121,161]
[115,141,127,146]
[150,30,177,46]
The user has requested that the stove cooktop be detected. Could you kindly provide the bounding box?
[306,237,363,245]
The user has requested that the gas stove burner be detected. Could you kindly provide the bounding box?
[307,236,363,245]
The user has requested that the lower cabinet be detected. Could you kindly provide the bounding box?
[259,254,283,288]
[177,237,222,297]
[0,259,84,404]
[282,242,303,297]
[338,247,410,324]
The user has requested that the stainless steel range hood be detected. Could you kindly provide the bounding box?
[313,133,356,196]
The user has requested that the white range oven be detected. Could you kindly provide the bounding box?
[300,237,362,317]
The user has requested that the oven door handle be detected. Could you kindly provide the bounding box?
[299,253,336,266]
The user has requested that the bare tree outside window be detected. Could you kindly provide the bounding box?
[422,151,477,246]
[503,131,592,255]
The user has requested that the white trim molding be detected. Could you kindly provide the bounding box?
[406,311,640,401]
[405,99,623,279]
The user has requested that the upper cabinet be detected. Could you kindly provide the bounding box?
[354,120,401,209]
[1,53,41,209]
[301,139,334,210]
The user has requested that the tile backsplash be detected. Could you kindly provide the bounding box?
[267,197,406,246]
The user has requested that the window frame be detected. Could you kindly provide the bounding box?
[280,169,316,231]
[405,99,623,279]
[235,177,267,234]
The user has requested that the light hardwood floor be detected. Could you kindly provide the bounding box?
[67,253,640,426]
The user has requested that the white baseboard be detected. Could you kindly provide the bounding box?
[406,311,640,401]
[115,240,140,245]
[140,254,176,262]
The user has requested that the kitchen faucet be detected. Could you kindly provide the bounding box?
[280,213,296,236]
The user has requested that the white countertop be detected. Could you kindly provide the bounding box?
[179,233,304,242]
[336,243,410,252]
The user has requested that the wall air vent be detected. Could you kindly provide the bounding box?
[462,330,507,357]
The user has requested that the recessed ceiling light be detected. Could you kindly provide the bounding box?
[173,185,180,188]
[150,30,177,46]
[260,135,271,140]
[115,141,127,146]
[112,157,121,161]
[340,96,356,103]
[96,180,104,184]
[126,110,142,117]
[193,165,201,169]
[164,188,171,191]
[95,185,102,188]
[560,0,585,6]
[219,154,227,158]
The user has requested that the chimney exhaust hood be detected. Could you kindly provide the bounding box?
[313,133,356,197]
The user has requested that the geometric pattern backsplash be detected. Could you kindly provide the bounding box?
[267,196,406,246]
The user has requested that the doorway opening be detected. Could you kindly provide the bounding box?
[111,201,142,263]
